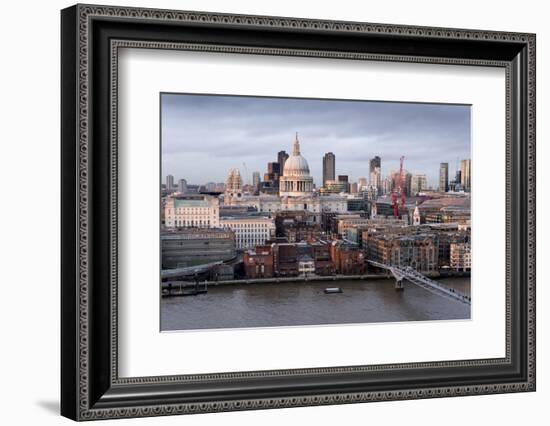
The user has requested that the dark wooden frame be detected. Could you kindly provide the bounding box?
[61,4,536,421]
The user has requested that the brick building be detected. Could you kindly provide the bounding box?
[311,241,335,276]
[330,240,366,275]
[275,210,324,243]
[367,233,438,273]
[435,232,470,267]
[243,245,274,278]
[275,244,299,277]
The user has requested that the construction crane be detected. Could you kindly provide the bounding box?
[392,156,405,218]
[399,156,405,210]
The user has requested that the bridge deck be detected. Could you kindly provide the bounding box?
[367,260,470,306]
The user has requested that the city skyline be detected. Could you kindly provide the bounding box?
[161,93,471,188]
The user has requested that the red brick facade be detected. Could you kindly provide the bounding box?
[330,241,366,275]
[243,245,274,278]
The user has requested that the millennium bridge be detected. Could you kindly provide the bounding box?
[367,260,471,306]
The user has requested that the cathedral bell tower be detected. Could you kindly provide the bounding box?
[413,201,421,225]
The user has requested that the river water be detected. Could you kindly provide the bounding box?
[160,277,470,331]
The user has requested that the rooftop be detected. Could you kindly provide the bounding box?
[220,216,274,222]
[172,195,214,208]
[161,228,234,239]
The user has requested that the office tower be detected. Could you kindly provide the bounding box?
[357,177,367,191]
[369,156,381,176]
[460,159,471,192]
[382,175,393,195]
[265,162,281,186]
[322,152,336,186]
[267,162,281,175]
[166,174,174,191]
[439,163,449,192]
[369,167,381,192]
[403,172,413,196]
[338,175,350,193]
[261,161,281,194]
[448,168,463,192]
[252,171,261,194]
[411,174,428,195]
[369,156,382,192]
[278,150,289,175]
[177,178,187,194]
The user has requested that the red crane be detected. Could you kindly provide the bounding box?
[392,156,405,218]
[399,156,405,209]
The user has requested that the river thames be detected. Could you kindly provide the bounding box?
[160,277,470,331]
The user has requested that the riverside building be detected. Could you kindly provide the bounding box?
[450,242,472,271]
[220,216,275,249]
[164,194,220,228]
[367,233,438,273]
[161,228,236,269]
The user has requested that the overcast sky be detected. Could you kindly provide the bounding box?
[161,93,471,188]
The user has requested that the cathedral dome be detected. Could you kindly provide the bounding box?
[279,133,314,197]
[283,134,310,177]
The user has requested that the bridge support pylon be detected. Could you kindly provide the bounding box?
[395,279,404,291]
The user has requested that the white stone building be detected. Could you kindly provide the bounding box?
[222,193,346,220]
[297,254,315,276]
[164,194,220,228]
[221,135,348,222]
[220,216,275,249]
[279,134,314,197]
[450,242,471,271]
[412,202,421,225]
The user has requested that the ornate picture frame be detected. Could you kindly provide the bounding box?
[61,4,536,420]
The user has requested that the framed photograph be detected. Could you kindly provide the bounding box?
[61,4,536,421]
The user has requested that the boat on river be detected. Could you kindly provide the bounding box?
[324,287,343,294]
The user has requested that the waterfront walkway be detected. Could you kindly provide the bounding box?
[161,265,470,307]
[162,273,384,288]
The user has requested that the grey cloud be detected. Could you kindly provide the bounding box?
[161,93,470,186]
